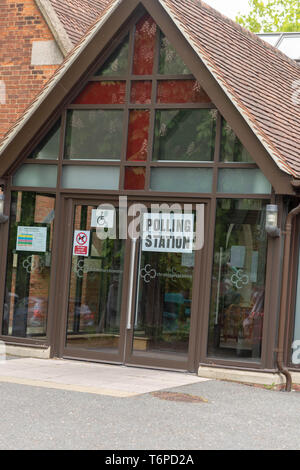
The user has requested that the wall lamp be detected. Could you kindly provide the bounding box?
[265,204,280,237]
[0,190,8,224]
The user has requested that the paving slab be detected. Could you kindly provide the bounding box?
[0,358,209,397]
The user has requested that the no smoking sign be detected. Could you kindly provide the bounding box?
[73,230,90,257]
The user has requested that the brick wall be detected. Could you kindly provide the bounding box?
[0,0,61,140]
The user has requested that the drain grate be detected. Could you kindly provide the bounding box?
[151,391,208,403]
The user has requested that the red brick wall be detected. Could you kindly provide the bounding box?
[0,0,61,140]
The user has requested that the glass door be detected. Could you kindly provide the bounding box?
[124,206,204,371]
[62,201,128,362]
[60,199,205,371]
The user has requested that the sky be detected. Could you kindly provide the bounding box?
[204,0,251,20]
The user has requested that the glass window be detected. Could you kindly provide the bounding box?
[151,167,213,193]
[126,110,150,161]
[133,14,157,75]
[124,167,146,190]
[218,169,272,194]
[73,81,126,105]
[157,80,211,104]
[159,33,191,75]
[221,121,254,163]
[153,109,216,162]
[13,164,58,188]
[207,199,268,361]
[292,249,300,364]
[278,36,300,60]
[61,166,120,190]
[131,81,152,104]
[258,34,281,46]
[64,110,124,160]
[29,119,61,160]
[96,35,129,76]
[2,192,55,338]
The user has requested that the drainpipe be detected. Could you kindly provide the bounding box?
[276,203,300,391]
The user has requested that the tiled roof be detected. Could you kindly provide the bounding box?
[1,0,299,179]
[159,0,300,177]
[48,0,111,45]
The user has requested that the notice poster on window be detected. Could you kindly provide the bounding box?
[142,213,194,253]
[16,226,47,252]
[73,230,90,257]
[230,246,246,268]
[91,209,115,228]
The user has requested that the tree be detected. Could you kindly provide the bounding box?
[236,0,300,32]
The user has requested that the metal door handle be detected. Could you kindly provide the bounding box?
[126,238,137,330]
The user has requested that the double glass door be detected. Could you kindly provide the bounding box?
[59,199,204,371]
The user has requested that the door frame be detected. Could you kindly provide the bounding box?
[52,193,211,372]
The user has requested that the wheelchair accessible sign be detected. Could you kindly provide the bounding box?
[73,230,90,257]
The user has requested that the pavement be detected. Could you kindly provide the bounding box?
[0,357,207,397]
[0,357,299,450]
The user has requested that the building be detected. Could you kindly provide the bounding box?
[0,0,300,388]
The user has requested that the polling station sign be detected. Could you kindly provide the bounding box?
[142,213,194,253]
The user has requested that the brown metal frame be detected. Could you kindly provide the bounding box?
[0,2,288,373]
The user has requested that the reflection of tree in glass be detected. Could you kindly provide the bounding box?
[153,109,216,161]
[65,110,123,159]
[221,120,254,163]
[96,35,129,76]
[159,34,191,75]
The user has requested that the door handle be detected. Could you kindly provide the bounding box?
[126,237,137,330]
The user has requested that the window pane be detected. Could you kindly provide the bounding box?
[153,109,216,161]
[133,234,194,360]
[157,80,211,104]
[293,254,300,363]
[66,205,125,353]
[2,192,55,338]
[221,121,254,162]
[62,166,120,190]
[73,81,126,105]
[64,110,123,160]
[96,35,129,76]
[29,119,61,160]
[124,167,146,190]
[126,110,150,161]
[151,167,213,193]
[218,169,271,194]
[159,33,191,75]
[207,199,268,361]
[131,81,152,104]
[278,36,300,60]
[13,164,57,188]
[133,14,157,75]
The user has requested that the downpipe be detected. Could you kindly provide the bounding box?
[276,203,300,391]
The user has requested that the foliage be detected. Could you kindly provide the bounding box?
[236,0,300,32]
[153,109,216,161]
[221,121,254,163]
[97,35,129,76]
[65,109,123,159]
[159,34,191,74]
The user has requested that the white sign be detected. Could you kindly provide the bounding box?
[16,226,47,252]
[91,209,114,228]
[230,246,246,268]
[73,230,90,257]
[142,213,194,253]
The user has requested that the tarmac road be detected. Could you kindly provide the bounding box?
[0,378,299,450]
